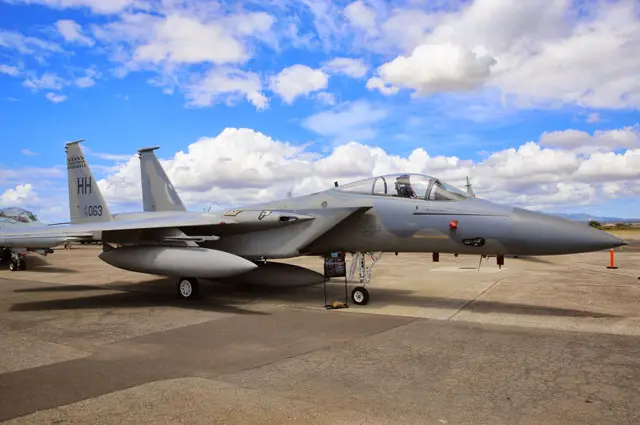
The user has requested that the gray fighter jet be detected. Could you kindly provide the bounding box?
[0,141,627,305]
[0,207,91,270]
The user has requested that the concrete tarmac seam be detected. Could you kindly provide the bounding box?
[445,277,508,321]
[225,312,422,377]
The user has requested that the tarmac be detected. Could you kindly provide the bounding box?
[0,232,639,424]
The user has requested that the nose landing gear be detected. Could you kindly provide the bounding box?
[348,251,382,305]
[351,286,370,305]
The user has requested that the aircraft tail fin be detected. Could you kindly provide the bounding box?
[137,146,186,212]
[465,176,476,198]
[66,140,113,223]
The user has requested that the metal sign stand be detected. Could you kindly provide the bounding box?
[323,251,348,309]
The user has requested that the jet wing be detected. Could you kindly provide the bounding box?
[204,198,375,259]
[0,210,315,242]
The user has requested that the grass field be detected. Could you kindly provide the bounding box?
[606,228,640,239]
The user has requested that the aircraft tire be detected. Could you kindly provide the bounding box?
[9,261,18,272]
[177,278,200,300]
[351,286,370,305]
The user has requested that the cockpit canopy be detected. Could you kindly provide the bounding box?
[0,207,40,224]
[335,173,469,201]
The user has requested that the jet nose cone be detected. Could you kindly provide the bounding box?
[507,208,628,255]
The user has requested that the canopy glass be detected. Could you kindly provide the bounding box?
[0,207,40,223]
[335,173,469,201]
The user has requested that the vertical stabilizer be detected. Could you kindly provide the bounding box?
[138,146,186,212]
[465,176,476,198]
[66,140,113,223]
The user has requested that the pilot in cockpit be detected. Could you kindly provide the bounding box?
[394,174,417,198]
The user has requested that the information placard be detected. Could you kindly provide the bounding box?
[324,251,346,278]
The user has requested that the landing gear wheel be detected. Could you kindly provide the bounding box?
[177,278,200,300]
[9,261,18,272]
[18,259,26,271]
[351,286,370,306]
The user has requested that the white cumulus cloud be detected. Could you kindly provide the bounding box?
[369,42,497,96]
[0,184,38,205]
[93,125,640,215]
[184,67,268,109]
[343,0,640,109]
[23,72,67,91]
[0,29,62,55]
[344,0,378,34]
[365,76,399,96]
[540,126,640,154]
[9,0,138,14]
[270,64,328,104]
[86,6,276,109]
[45,92,67,103]
[323,57,368,78]
[55,19,94,46]
[0,64,20,76]
[303,100,388,142]
[132,15,248,65]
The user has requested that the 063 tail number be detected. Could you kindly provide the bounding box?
[83,205,103,217]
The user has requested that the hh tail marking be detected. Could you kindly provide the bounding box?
[77,177,92,195]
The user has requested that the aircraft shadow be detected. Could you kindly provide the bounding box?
[8,262,616,319]
[205,284,616,319]
[19,256,79,274]
[9,285,267,316]
[24,266,80,273]
[372,290,618,318]
[199,263,615,319]
[15,284,103,293]
[511,256,556,265]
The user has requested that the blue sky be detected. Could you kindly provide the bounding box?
[1,0,639,222]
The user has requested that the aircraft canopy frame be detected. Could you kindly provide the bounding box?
[0,207,40,224]
[335,173,469,201]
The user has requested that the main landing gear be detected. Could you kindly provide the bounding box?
[348,251,382,305]
[7,250,26,272]
[176,277,200,300]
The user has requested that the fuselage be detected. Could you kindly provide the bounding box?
[303,193,625,256]
[190,187,626,259]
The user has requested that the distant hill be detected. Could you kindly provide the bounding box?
[550,213,640,223]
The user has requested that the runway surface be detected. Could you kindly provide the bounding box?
[0,235,639,424]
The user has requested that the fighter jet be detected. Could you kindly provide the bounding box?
[0,207,92,270]
[0,140,627,305]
